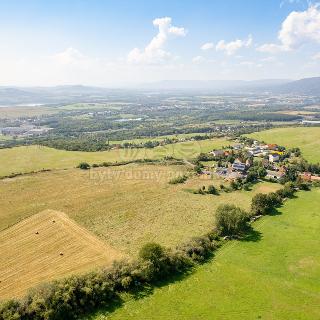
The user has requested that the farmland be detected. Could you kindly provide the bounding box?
[0,106,58,119]
[0,137,230,177]
[92,189,320,320]
[246,127,320,163]
[0,209,122,299]
[0,164,280,257]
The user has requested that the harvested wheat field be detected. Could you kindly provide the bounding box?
[0,209,122,300]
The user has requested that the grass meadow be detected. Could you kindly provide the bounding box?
[0,106,58,119]
[246,127,320,163]
[0,164,279,256]
[92,189,320,320]
[0,137,230,177]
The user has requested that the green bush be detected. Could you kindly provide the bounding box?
[207,185,218,195]
[215,204,249,235]
[77,162,90,170]
[177,236,217,262]
[169,175,188,184]
[139,243,166,264]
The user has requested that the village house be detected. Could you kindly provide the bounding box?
[246,146,262,156]
[266,170,285,180]
[210,150,224,157]
[233,143,243,150]
[299,172,320,182]
[216,167,228,176]
[232,161,246,172]
[267,143,278,151]
[269,153,280,163]
[225,171,245,181]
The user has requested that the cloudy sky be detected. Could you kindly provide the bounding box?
[1,0,320,86]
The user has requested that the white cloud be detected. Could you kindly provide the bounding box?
[192,55,205,63]
[312,52,320,59]
[261,56,277,62]
[51,47,88,65]
[215,35,252,55]
[257,5,320,53]
[256,43,288,53]
[127,17,186,64]
[239,61,255,66]
[201,42,214,50]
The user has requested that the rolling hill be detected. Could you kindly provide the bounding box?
[276,77,320,95]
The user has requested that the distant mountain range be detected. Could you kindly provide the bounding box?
[0,77,319,105]
[0,85,119,106]
[140,77,320,95]
[139,79,291,91]
[274,77,320,95]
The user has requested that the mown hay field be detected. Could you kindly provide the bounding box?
[0,137,230,177]
[0,209,122,300]
[246,127,320,163]
[93,189,320,320]
[0,164,280,256]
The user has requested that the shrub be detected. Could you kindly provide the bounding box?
[207,185,218,195]
[230,180,239,190]
[296,181,310,191]
[169,175,188,184]
[194,166,203,174]
[139,243,166,264]
[243,183,250,191]
[177,236,217,262]
[77,162,90,170]
[215,204,248,235]
[193,187,206,195]
[0,300,23,320]
[266,192,282,207]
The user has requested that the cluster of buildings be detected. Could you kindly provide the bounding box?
[1,125,52,137]
[244,141,284,163]
[207,140,287,182]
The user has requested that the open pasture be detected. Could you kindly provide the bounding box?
[0,137,230,177]
[0,164,280,256]
[0,106,58,119]
[93,189,320,320]
[246,127,320,163]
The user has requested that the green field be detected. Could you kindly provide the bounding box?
[0,164,279,256]
[246,127,320,163]
[0,106,58,118]
[92,189,320,320]
[0,134,12,141]
[0,138,230,177]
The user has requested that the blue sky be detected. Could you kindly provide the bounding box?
[0,0,319,86]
